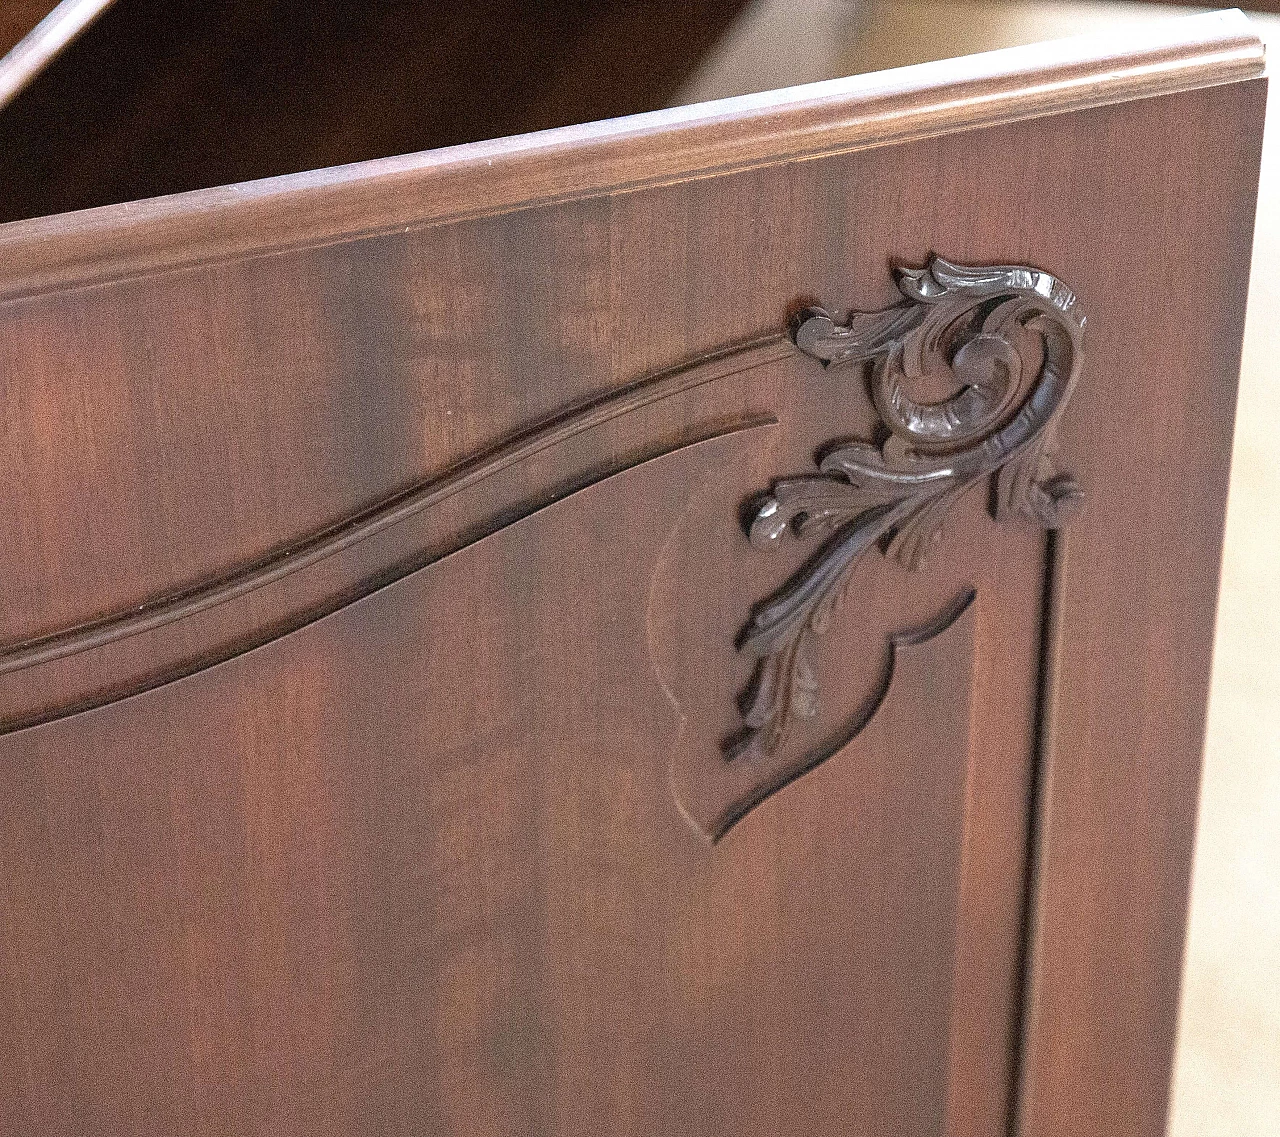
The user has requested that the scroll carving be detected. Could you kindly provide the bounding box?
[731,257,1084,760]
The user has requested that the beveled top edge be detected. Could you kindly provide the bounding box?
[0,9,1265,304]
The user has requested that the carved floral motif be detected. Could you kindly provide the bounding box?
[731,257,1084,759]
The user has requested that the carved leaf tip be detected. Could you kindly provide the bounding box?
[791,652,819,719]
[1032,474,1084,527]
[748,496,791,547]
[791,307,838,360]
[728,633,817,761]
[894,262,943,301]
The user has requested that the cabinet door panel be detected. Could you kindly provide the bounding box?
[0,13,1265,1137]
[0,424,1035,1137]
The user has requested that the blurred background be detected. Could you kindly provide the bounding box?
[0,2,1274,1134]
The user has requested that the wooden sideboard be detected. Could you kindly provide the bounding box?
[0,7,1267,1136]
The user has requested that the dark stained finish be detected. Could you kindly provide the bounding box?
[0,0,749,223]
[0,338,792,728]
[0,0,64,56]
[733,257,1084,764]
[0,9,1261,303]
[0,11,1266,1137]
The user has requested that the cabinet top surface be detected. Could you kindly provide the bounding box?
[0,8,1264,305]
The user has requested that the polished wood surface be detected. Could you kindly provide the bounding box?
[0,11,1266,1137]
[0,9,1261,302]
[0,0,749,224]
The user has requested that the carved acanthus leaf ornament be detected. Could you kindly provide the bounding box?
[732,257,1084,759]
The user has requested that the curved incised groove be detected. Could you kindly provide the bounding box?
[2,417,777,736]
[713,588,976,842]
[733,256,1084,761]
[0,336,789,679]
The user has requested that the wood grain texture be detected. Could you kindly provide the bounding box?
[0,0,749,224]
[0,338,789,728]
[0,433,1041,1136]
[1014,78,1267,1137]
[0,9,1263,303]
[0,12,1266,1137]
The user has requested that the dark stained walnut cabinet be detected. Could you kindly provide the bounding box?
[0,8,1267,1137]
